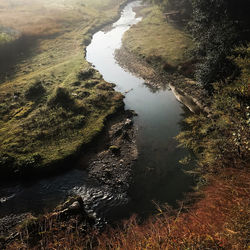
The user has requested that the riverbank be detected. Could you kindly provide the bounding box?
[0,108,138,245]
[0,0,133,178]
[1,1,195,247]
[2,1,249,249]
[115,2,212,114]
[107,3,250,249]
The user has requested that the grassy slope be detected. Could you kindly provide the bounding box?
[123,6,194,68]
[0,0,127,175]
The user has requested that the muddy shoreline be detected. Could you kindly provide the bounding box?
[0,0,134,181]
[115,45,212,114]
[0,1,197,246]
[0,1,139,241]
[113,2,212,115]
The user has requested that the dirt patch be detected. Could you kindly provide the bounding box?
[0,109,138,247]
[77,109,138,193]
[115,45,211,114]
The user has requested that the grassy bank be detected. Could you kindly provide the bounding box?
[0,0,128,176]
[115,4,250,249]
[122,5,195,74]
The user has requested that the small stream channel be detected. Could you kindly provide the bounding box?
[0,0,194,226]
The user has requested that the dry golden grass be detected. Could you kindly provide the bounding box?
[6,168,248,249]
[93,168,249,249]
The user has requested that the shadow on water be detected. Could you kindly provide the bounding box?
[86,0,196,221]
[127,106,195,218]
[0,34,38,82]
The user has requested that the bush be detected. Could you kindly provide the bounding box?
[47,87,75,109]
[25,81,46,100]
[77,67,95,80]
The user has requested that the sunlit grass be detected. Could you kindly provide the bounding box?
[0,0,126,174]
[123,6,194,68]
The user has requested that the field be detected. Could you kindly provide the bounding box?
[0,0,127,175]
[122,6,195,72]
[1,2,249,248]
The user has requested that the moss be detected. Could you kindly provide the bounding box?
[0,0,127,176]
[47,87,75,109]
[77,67,95,80]
[109,145,120,154]
[0,32,13,45]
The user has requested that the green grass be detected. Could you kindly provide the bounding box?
[123,6,194,68]
[177,45,250,170]
[0,32,14,45]
[0,0,127,175]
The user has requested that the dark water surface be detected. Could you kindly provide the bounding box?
[86,1,193,217]
[0,0,193,222]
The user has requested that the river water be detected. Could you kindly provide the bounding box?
[0,0,193,224]
[86,1,193,217]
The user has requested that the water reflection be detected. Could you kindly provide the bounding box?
[87,1,194,219]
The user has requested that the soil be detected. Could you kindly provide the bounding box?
[78,109,138,194]
[115,46,168,90]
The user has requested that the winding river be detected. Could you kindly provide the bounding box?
[0,0,193,226]
[86,0,194,218]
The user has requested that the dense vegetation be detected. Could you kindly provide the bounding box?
[148,0,250,93]
[111,1,249,248]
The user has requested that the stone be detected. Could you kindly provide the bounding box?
[124,119,133,129]
[109,145,120,155]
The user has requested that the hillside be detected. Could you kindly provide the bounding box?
[0,0,127,176]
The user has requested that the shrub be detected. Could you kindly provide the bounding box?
[96,82,114,91]
[77,67,95,80]
[25,81,46,100]
[84,80,99,88]
[72,115,86,129]
[47,87,75,109]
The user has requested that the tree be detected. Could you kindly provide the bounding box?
[190,0,250,93]
[146,0,192,21]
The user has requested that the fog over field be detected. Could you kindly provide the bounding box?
[0,0,125,171]
[0,0,89,37]
[0,0,123,77]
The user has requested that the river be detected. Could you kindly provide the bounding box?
[0,0,193,227]
[86,0,194,218]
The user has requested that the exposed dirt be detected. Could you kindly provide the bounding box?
[115,46,168,90]
[78,109,138,193]
[0,108,138,246]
